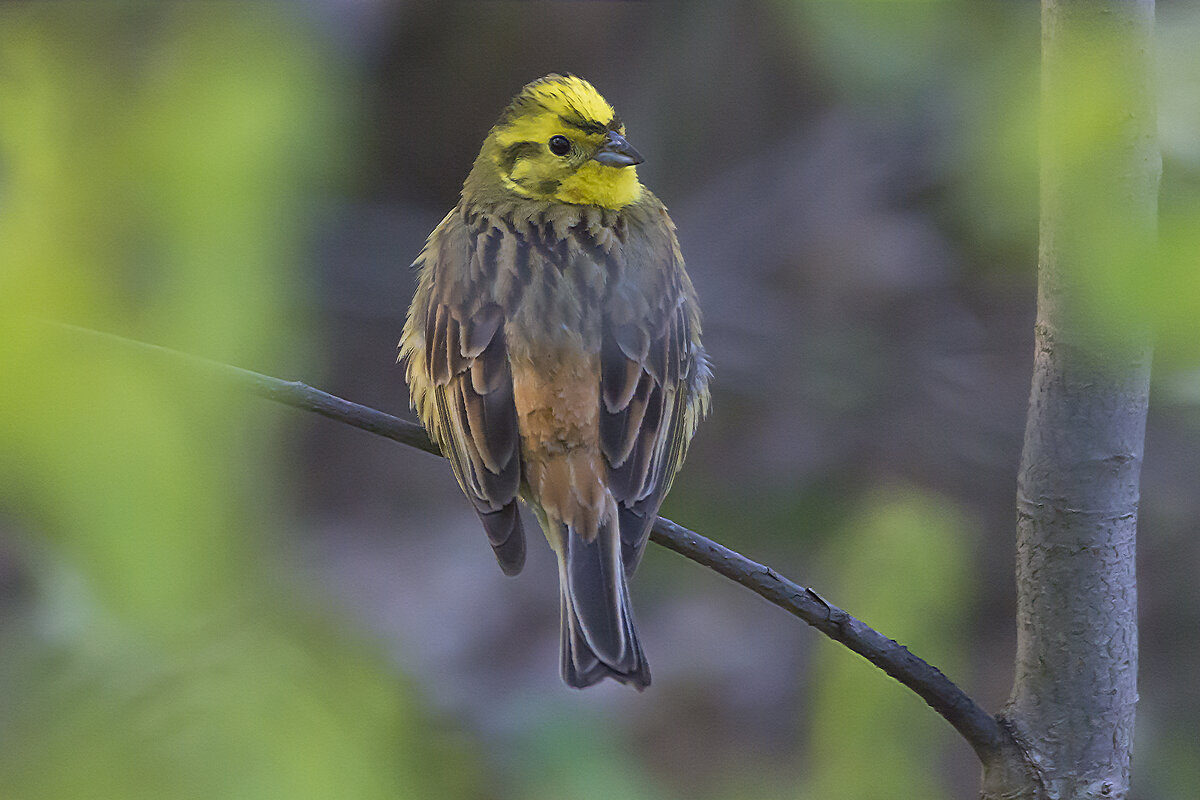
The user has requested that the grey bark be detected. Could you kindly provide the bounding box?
[986,1,1159,798]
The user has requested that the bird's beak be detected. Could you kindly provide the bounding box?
[591,131,644,167]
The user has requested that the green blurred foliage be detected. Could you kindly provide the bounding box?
[982,4,1200,368]
[1036,13,1162,365]
[0,4,481,798]
[512,715,670,800]
[793,0,1200,363]
[801,488,971,800]
[785,1,966,104]
[782,1,1042,271]
[1092,2,1200,372]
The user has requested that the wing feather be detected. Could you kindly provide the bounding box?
[600,202,710,576]
[429,308,526,574]
[601,328,643,413]
[402,211,527,575]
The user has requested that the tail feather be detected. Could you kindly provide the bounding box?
[478,501,525,576]
[555,518,650,690]
[618,506,652,576]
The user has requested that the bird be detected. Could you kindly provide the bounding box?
[400,74,709,689]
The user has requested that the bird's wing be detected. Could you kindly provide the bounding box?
[402,210,526,574]
[600,203,710,575]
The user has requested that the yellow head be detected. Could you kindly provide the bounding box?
[468,75,644,210]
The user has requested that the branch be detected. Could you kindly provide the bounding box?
[992,2,1157,797]
[47,320,1014,767]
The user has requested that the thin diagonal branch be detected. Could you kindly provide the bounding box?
[648,517,1013,764]
[46,319,1016,768]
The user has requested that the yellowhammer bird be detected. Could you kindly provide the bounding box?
[400,74,709,689]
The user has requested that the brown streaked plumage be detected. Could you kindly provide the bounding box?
[400,75,709,689]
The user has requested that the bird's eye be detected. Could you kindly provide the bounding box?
[548,135,571,157]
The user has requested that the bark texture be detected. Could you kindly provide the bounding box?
[988,1,1159,798]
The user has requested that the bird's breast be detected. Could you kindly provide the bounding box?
[510,346,600,450]
[510,342,609,539]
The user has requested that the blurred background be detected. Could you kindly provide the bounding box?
[1,1,1199,798]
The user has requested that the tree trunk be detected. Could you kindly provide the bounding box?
[985,1,1158,798]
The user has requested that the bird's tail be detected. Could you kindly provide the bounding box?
[550,514,649,690]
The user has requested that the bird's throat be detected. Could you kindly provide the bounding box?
[554,162,642,209]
